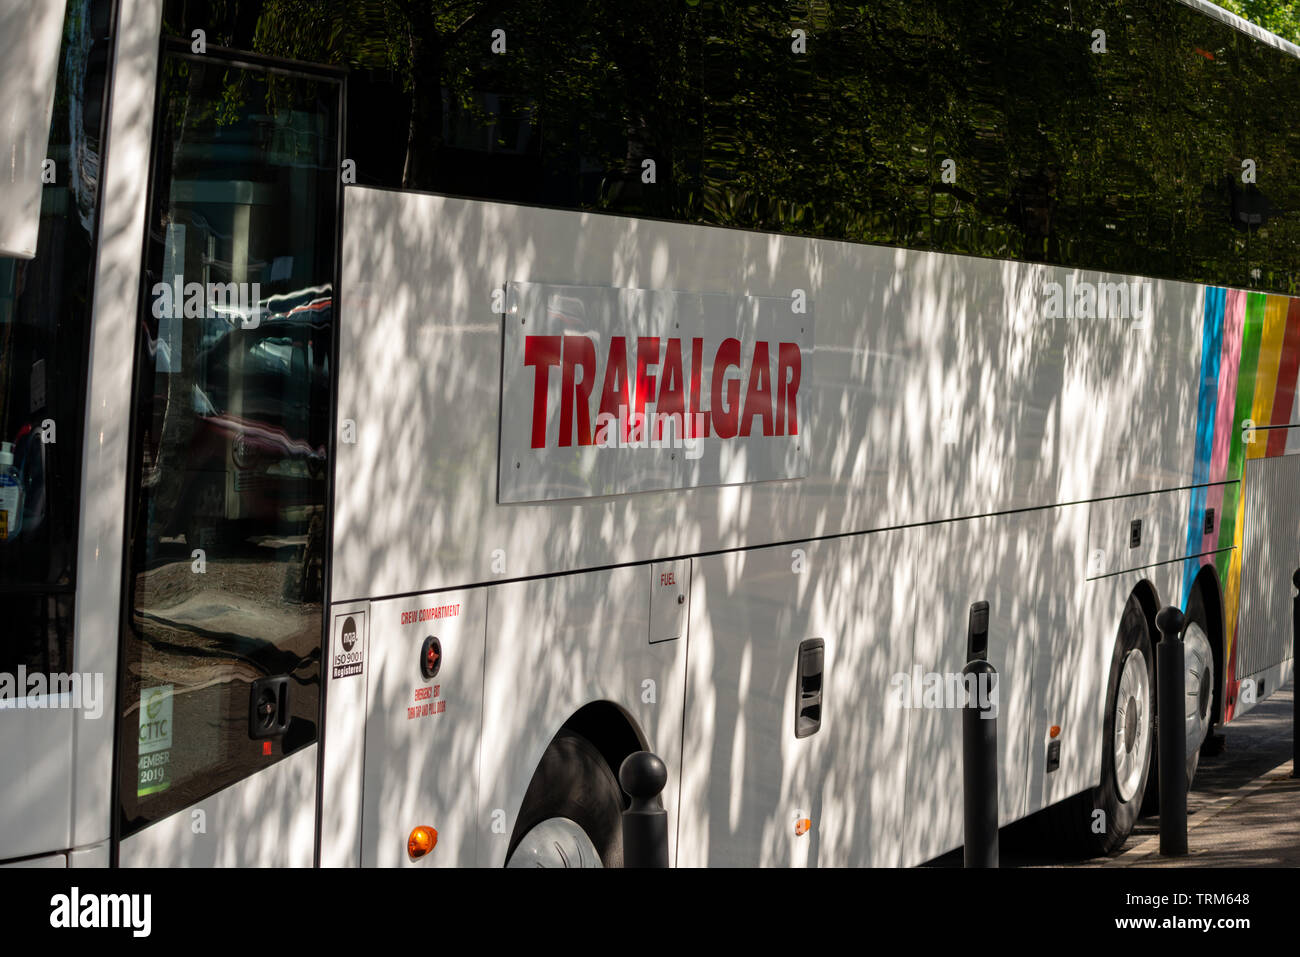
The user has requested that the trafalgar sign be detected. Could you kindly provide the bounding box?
[498,282,813,503]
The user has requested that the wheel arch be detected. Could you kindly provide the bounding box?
[503,700,647,865]
[1130,578,1161,649]
[559,699,648,795]
[1187,564,1227,725]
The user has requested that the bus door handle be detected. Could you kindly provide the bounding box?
[249,675,291,739]
[795,638,824,738]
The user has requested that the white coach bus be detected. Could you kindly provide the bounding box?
[1,0,1297,868]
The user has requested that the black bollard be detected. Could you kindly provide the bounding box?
[963,601,998,868]
[619,751,669,868]
[1155,605,1188,856]
[1293,570,1299,778]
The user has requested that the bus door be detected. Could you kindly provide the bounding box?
[115,44,342,866]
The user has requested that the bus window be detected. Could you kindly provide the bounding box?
[0,0,114,679]
[116,52,340,836]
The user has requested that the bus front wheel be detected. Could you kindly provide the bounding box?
[504,729,625,868]
[1090,597,1156,854]
[1043,596,1154,856]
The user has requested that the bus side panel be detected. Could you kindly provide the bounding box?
[901,510,1052,864]
[1027,502,1099,818]
[320,602,371,867]
[1234,452,1300,716]
[0,708,73,861]
[117,745,316,867]
[334,189,1206,604]
[477,565,687,866]
[677,532,918,867]
[360,591,484,867]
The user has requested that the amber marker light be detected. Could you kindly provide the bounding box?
[1049,725,1061,739]
[408,826,438,859]
[795,818,812,836]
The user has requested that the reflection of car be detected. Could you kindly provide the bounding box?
[160,302,331,547]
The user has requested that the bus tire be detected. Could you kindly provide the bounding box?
[505,729,624,867]
[1043,597,1154,856]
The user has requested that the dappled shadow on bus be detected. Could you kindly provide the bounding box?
[332,166,1204,866]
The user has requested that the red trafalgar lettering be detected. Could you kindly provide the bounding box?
[523,334,803,448]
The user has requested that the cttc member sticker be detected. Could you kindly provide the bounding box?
[137,684,173,797]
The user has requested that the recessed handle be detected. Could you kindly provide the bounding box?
[795,638,824,738]
[249,675,290,739]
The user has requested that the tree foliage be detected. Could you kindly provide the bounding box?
[162,0,1300,293]
[1215,0,1300,44]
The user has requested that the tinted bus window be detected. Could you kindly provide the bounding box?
[117,52,339,834]
[0,0,114,678]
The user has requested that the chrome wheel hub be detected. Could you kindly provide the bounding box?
[1113,648,1151,802]
[505,817,604,868]
[1183,621,1214,758]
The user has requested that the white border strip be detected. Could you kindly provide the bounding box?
[1176,0,1300,59]
[72,0,165,849]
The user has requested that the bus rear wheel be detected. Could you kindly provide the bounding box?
[1145,587,1216,811]
[504,729,624,867]
[1181,587,1216,784]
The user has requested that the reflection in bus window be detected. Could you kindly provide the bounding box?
[117,54,338,836]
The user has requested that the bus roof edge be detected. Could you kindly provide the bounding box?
[1176,0,1300,59]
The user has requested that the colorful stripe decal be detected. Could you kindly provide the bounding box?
[1182,286,1224,604]
[1266,299,1300,457]
[1247,295,1288,460]
[1198,290,1244,558]
[1184,286,1300,722]
[1218,292,1265,695]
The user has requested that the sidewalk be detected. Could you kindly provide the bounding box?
[1100,760,1300,867]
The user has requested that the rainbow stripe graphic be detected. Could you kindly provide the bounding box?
[1183,287,1300,720]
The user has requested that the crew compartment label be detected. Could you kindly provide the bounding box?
[498,283,813,503]
[400,602,460,625]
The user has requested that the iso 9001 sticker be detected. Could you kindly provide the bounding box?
[333,612,365,679]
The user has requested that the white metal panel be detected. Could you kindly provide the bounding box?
[0,852,66,868]
[478,565,687,866]
[67,841,109,867]
[333,190,1203,604]
[71,0,165,851]
[1085,488,1195,579]
[678,531,917,866]
[902,510,1051,864]
[0,0,65,258]
[1023,502,1102,818]
[118,745,317,867]
[319,603,371,867]
[1237,454,1300,680]
[1232,658,1295,720]
[360,591,484,867]
[0,706,73,859]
